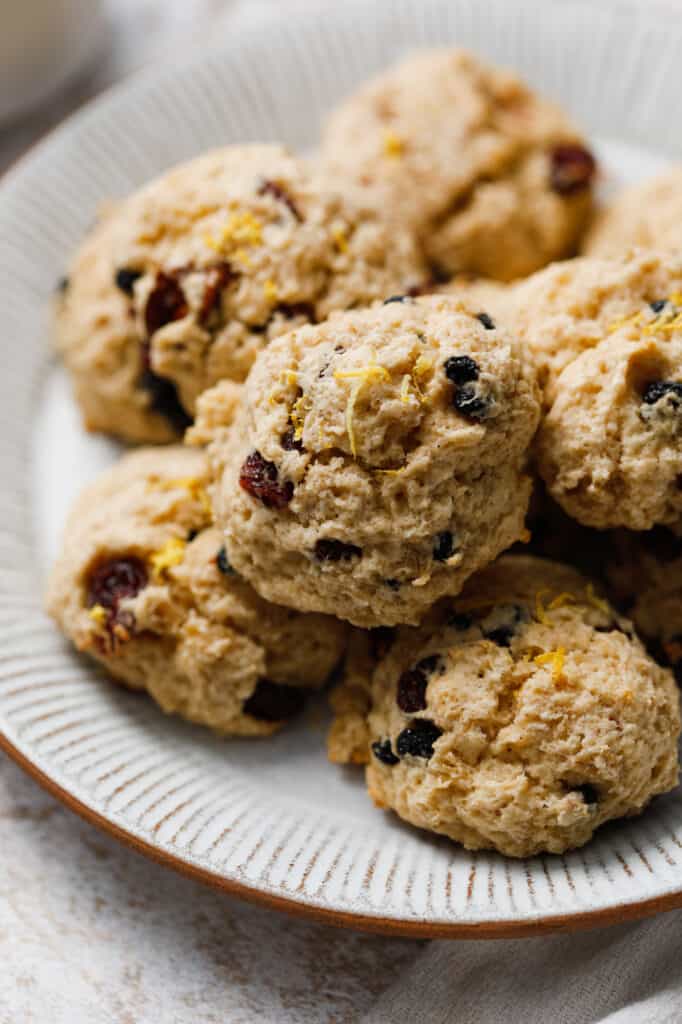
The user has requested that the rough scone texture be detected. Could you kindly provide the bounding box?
[605,527,682,684]
[364,555,680,858]
[320,49,595,281]
[55,144,424,443]
[212,295,540,627]
[513,251,682,529]
[46,446,347,736]
[583,168,682,257]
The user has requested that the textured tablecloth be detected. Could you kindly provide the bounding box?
[2,2,682,1022]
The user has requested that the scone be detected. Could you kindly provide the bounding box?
[320,49,595,281]
[514,251,682,529]
[583,167,682,257]
[210,295,541,628]
[46,446,347,736]
[605,526,682,683]
[361,555,680,857]
[55,145,424,443]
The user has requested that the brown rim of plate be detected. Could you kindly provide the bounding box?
[1,728,680,939]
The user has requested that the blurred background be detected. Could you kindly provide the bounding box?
[0,0,325,173]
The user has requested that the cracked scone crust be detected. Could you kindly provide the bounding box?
[320,49,595,282]
[605,527,682,684]
[363,555,680,858]
[55,144,424,443]
[46,446,347,736]
[212,295,540,628]
[513,252,682,529]
[583,168,682,257]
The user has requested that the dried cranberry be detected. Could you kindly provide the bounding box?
[243,679,307,721]
[369,627,395,660]
[476,312,495,330]
[452,385,491,420]
[86,555,148,639]
[444,355,479,385]
[433,531,456,561]
[115,267,142,296]
[258,179,302,221]
[397,668,428,712]
[549,144,596,195]
[314,538,362,561]
[144,272,188,335]
[371,739,400,765]
[139,342,193,434]
[281,425,304,452]
[239,451,293,509]
[641,381,682,406]
[198,262,236,324]
[87,556,148,611]
[216,546,235,576]
[396,719,442,759]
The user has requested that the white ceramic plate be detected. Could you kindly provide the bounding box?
[3,0,682,938]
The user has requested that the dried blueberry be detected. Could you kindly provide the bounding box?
[371,739,400,765]
[549,144,596,195]
[239,451,293,509]
[383,295,409,305]
[243,679,306,721]
[258,179,302,221]
[281,425,304,452]
[314,538,362,561]
[396,719,442,759]
[56,275,70,295]
[216,546,235,576]
[444,355,480,385]
[384,578,401,591]
[369,627,395,660]
[650,299,668,314]
[397,668,428,712]
[115,267,143,296]
[144,272,188,335]
[416,655,441,674]
[433,531,456,561]
[452,384,491,421]
[476,312,495,330]
[276,301,316,322]
[641,380,682,406]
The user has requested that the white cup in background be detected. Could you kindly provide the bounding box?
[0,0,106,125]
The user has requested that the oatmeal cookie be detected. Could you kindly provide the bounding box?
[46,446,347,735]
[363,555,679,857]
[320,49,595,281]
[55,145,424,443]
[210,295,540,627]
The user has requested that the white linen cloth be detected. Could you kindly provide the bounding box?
[362,913,682,1023]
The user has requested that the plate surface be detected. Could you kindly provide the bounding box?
[3,0,682,938]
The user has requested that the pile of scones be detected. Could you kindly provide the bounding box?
[47,50,682,859]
